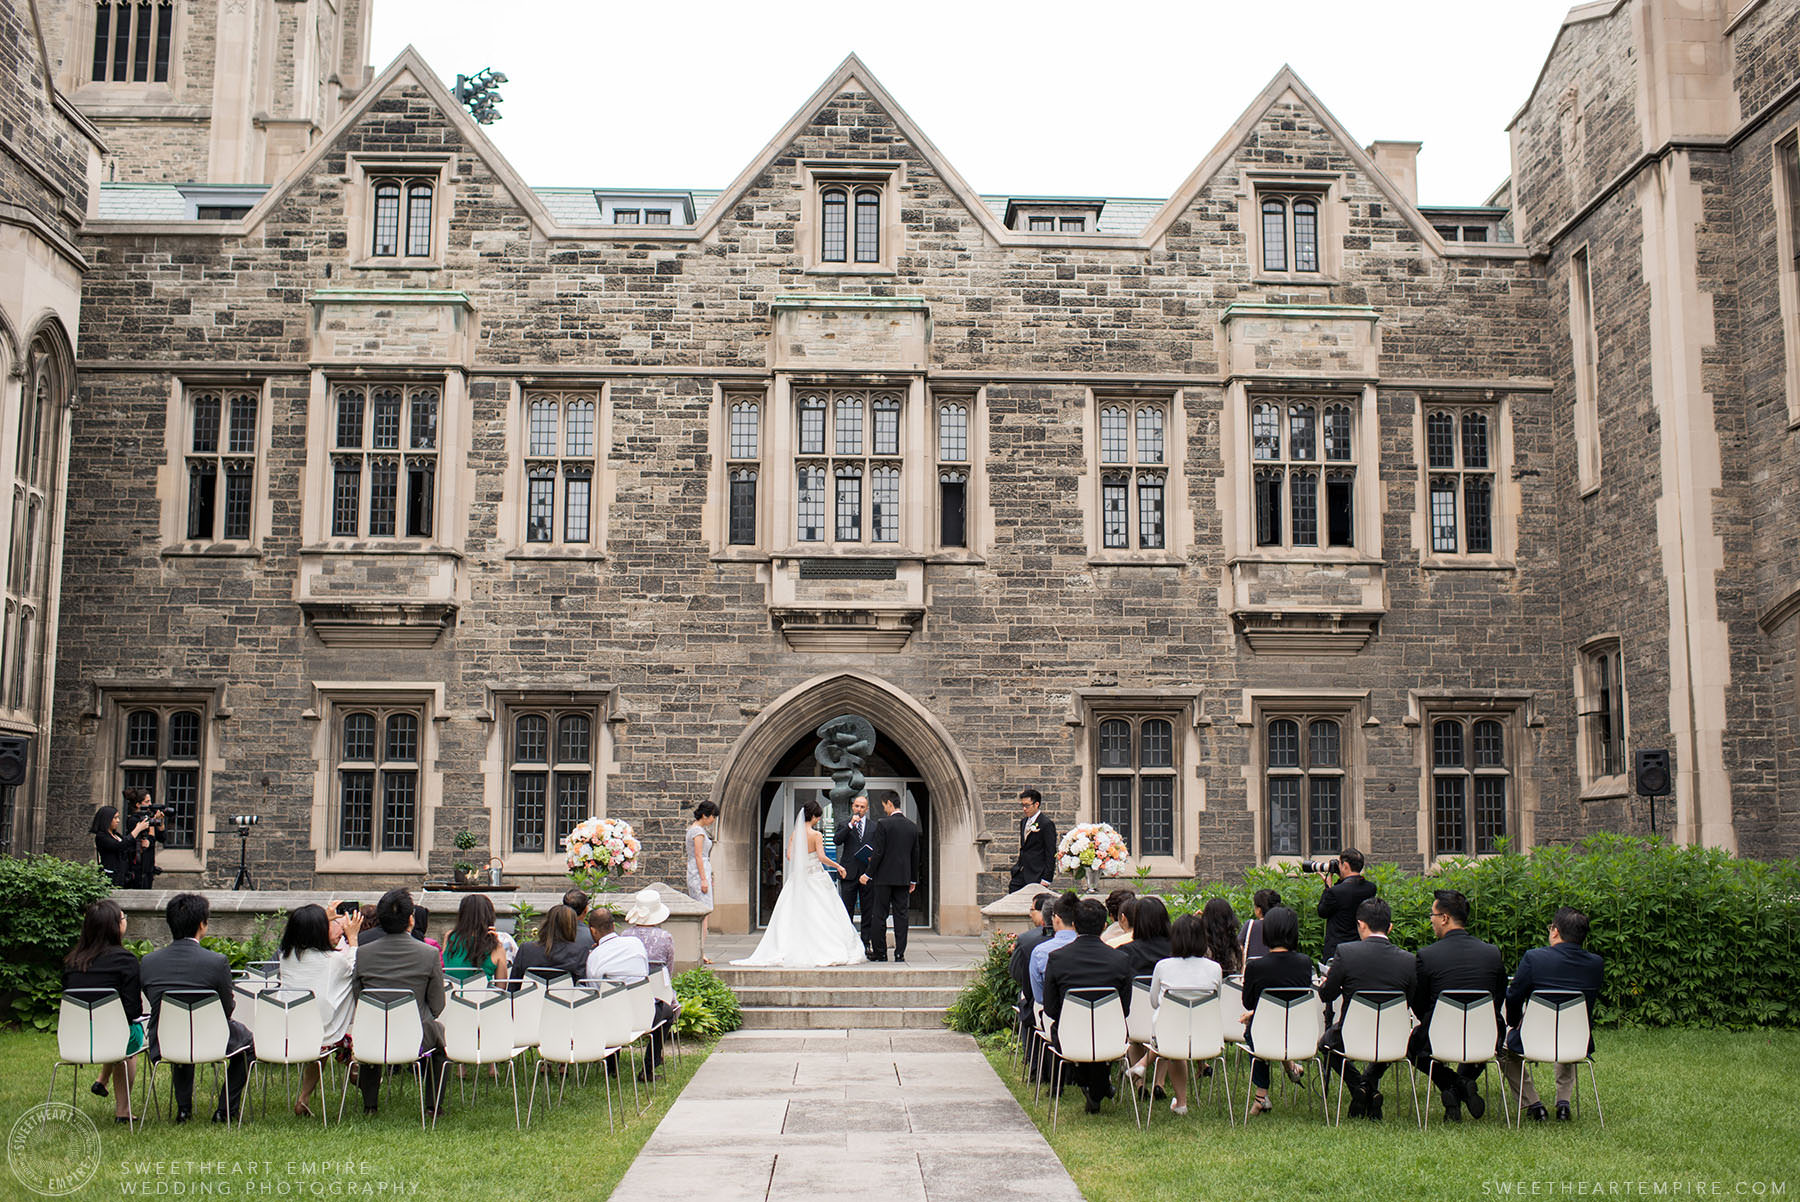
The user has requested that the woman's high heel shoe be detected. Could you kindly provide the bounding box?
[1249,1096,1274,1116]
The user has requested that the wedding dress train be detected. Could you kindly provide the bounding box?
[731,816,865,968]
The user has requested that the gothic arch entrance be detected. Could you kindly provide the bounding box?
[709,672,982,935]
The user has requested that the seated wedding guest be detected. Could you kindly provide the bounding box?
[90,806,145,888]
[140,893,253,1123]
[1199,897,1243,979]
[278,903,362,1117]
[1500,907,1604,1122]
[584,906,673,1082]
[1239,906,1313,1117]
[351,888,445,1118]
[1101,889,1137,947]
[442,895,508,985]
[622,889,675,981]
[1131,912,1224,1116]
[1029,891,1080,1007]
[1408,888,1505,1123]
[1044,898,1134,1114]
[1238,889,1282,962]
[63,899,143,1123]
[510,905,588,982]
[1123,896,1172,976]
[355,904,383,946]
[410,905,440,950]
[1317,897,1414,1120]
[1009,893,1055,1070]
[563,888,596,956]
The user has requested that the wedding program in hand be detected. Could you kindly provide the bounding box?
[731,800,865,968]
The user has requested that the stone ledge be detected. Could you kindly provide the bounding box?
[1231,608,1381,654]
[299,599,458,647]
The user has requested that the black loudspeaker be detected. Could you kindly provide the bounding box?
[1635,749,1672,798]
[0,736,28,787]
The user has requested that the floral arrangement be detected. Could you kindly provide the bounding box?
[564,816,640,891]
[1056,822,1130,883]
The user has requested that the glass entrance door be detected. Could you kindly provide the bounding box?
[757,777,931,930]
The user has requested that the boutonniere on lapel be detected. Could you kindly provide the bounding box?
[1023,813,1039,835]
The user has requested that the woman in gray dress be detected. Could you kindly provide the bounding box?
[686,801,719,962]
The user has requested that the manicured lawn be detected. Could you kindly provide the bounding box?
[986,1028,1800,1202]
[2,1028,708,1200]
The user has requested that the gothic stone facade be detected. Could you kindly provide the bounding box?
[35,1,1800,930]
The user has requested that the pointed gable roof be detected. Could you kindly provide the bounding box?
[240,45,561,238]
[1137,65,1450,255]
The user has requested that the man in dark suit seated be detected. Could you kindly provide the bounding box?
[139,893,254,1123]
[1008,788,1057,894]
[351,888,447,1117]
[1316,897,1415,1120]
[1409,888,1506,1122]
[1042,897,1133,1114]
[1499,906,1605,1122]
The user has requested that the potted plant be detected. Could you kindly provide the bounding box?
[452,828,479,886]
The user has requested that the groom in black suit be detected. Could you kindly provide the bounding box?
[836,794,876,953]
[860,796,920,962]
[1009,788,1056,893]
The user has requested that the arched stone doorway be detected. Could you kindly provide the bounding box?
[708,671,982,935]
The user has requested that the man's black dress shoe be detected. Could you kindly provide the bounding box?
[1442,1102,1462,1122]
[867,954,886,962]
[1347,1089,1367,1119]
[894,955,905,963]
[174,1109,192,1125]
[1083,1088,1103,1114]
[1556,1101,1572,1121]
[1524,1102,1549,1122]
[1462,1082,1486,1120]
[91,1081,109,1099]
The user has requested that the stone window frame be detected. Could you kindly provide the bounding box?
[1072,689,1202,875]
[78,0,179,93]
[96,685,227,876]
[1083,389,1188,566]
[799,161,903,276]
[161,377,273,556]
[1773,127,1800,428]
[933,391,980,553]
[346,156,453,270]
[1240,689,1370,864]
[300,372,466,553]
[305,682,442,876]
[1242,171,1346,284]
[1423,708,1517,860]
[502,382,612,561]
[721,386,766,551]
[1415,393,1517,570]
[1574,636,1629,800]
[484,687,615,876]
[1232,383,1379,563]
[1568,243,1602,495]
[2,342,65,723]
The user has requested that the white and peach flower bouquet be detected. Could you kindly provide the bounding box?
[564,816,640,891]
[1057,822,1130,882]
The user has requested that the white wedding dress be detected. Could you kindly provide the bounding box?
[732,815,865,968]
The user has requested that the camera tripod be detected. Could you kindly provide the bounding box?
[231,824,255,890]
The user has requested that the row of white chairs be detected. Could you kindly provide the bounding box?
[1020,974,1603,1131]
[52,968,678,1134]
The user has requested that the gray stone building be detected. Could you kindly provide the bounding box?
[9,0,1797,931]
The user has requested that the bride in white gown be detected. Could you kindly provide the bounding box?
[731,800,865,968]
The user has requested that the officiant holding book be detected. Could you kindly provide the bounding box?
[836,794,876,953]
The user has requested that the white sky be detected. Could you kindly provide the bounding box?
[370,0,1578,207]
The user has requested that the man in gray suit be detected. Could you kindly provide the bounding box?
[351,888,446,1117]
[140,893,253,1122]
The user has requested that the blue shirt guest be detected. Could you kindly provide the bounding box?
[1029,892,1080,1006]
[1499,907,1605,1121]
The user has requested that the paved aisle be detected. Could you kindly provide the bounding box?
[609,1028,1085,1202]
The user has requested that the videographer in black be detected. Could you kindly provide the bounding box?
[124,787,166,889]
[1313,847,1375,961]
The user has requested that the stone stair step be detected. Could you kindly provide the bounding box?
[731,985,967,1008]
[712,966,972,989]
[739,1005,949,1030]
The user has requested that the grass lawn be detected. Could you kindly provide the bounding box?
[986,1028,1800,1202]
[1,1028,709,1201]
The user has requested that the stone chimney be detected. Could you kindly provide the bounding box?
[1367,141,1421,206]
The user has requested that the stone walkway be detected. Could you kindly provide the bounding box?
[609,1028,1084,1202]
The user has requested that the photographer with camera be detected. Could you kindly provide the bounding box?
[124,787,166,889]
[1311,847,1375,961]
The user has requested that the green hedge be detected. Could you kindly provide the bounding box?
[950,837,1800,1034]
[0,856,114,1029]
[672,967,742,1039]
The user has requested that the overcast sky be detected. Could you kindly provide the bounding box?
[370,0,1578,207]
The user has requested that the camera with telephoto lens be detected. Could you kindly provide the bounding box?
[1301,857,1340,877]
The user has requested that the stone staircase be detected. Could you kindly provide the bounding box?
[714,962,975,1029]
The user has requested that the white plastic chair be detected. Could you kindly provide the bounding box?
[338,988,429,1129]
[1242,986,1328,1123]
[1144,988,1233,1128]
[1221,975,1247,1046]
[232,976,276,1044]
[506,977,544,1057]
[1421,989,1509,1131]
[1126,975,1155,1046]
[1047,987,1139,1133]
[436,987,522,1130]
[147,989,238,1124]
[650,969,683,1068]
[246,988,329,1128]
[1333,989,1419,1126]
[51,989,139,1131]
[528,986,615,1129]
[1515,990,1603,1127]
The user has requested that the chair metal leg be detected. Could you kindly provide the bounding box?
[1049,1058,1062,1133]
[1123,1059,1141,1130]
[1334,1065,1346,1126]
[1586,1059,1603,1129]
[1217,1055,1234,1126]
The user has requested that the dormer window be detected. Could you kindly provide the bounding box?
[372,178,434,258]
[1260,192,1320,273]
[1005,199,1103,234]
[821,186,882,263]
[804,164,900,273]
[349,158,450,266]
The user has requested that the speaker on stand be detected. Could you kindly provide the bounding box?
[1634,748,1672,833]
